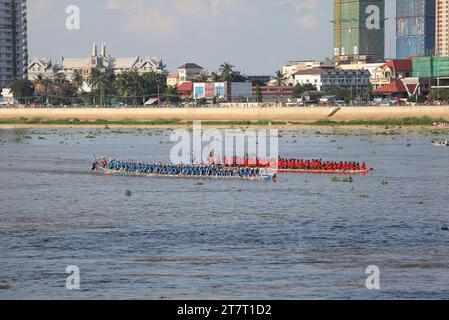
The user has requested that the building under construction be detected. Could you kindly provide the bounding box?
[333,0,385,63]
[396,0,435,59]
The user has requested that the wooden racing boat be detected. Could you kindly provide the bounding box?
[278,167,374,175]
[96,167,277,182]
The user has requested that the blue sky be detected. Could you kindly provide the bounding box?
[28,0,396,74]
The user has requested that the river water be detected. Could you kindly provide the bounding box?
[0,127,449,299]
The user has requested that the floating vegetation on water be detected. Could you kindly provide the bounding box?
[359,194,369,199]
[330,140,337,143]
[13,137,24,144]
[196,182,204,186]
[337,146,344,150]
[111,130,127,135]
[381,180,389,186]
[417,200,424,205]
[343,177,354,183]
[406,144,412,147]
[375,131,400,136]
[85,135,96,139]
[310,117,445,127]
[38,137,46,140]
[125,190,133,197]
[331,177,341,183]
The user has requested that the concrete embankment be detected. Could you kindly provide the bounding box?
[0,106,449,122]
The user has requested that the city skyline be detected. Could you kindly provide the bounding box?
[27,0,396,75]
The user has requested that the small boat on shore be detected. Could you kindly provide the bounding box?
[432,139,449,147]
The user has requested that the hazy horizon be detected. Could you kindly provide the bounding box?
[28,0,396,75]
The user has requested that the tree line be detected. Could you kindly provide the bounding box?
[9,69,168,106]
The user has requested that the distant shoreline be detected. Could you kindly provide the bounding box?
[0,107,449,130]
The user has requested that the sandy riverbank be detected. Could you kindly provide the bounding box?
[0,106,449,123]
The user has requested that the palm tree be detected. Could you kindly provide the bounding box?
[9,77,34,105]
[116,72,132,103]
[72,70,84,93]
[274,70,286,86]
[88,68,109,106]
[211,72,220,82]
[219,62,235,82]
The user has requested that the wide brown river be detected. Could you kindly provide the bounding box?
[1,127,448,299]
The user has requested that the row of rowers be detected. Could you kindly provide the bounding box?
[277,158,368,171]
[218,157,368,171]
[105,159,265,177]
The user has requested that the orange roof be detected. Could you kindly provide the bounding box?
[177,81,193,92]
[375,80,407,94]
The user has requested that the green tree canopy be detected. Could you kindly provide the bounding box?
[9,78,35,104]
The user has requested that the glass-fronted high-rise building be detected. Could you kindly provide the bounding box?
[333,0,385,63]
[396,0,435,59]
[0,0,28,87]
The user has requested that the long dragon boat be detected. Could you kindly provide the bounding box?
[218,159,374,175]
[93,160,277,182]
[278,167,374,175]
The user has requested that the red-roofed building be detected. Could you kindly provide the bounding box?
[375,80,407,97]
[177,81,193,99]
[371,58,413,90]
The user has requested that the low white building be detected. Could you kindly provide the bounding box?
[294,68,371,92]
[0,88,15,105]
[293,69,323,89]
[283,60,335,84]
[28,58,59,81]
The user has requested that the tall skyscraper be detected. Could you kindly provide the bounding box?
[0,0,28,87]
[436,0,449,56]
[333,0,385,63]
[396,0,435,59]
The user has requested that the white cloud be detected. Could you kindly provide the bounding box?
[276,0,321,30]
[28,0,57,16]
[106,0,123,10]
[293,14,319,29]
[124,8,175,35]
[276,0,319,13]
[172,0,206,14]
[172,0,236,16]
